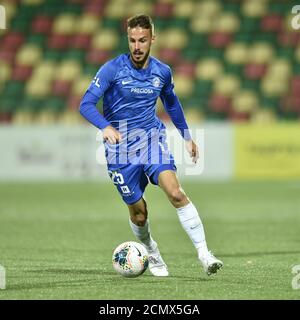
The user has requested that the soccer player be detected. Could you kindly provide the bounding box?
[79,14,223,276]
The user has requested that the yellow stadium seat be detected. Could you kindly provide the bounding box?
[173,74,194,98]
[185,109,204,123]
[59,111,84,126]
[251,109,277,123]
[162,29,188,49]
[195,0,221,18]
[53,14,76,35]
[22,0,44,5]
[213,74,241,97]
[213,13,240,33]
[55,60,82,82]
[248,42,274,64]
[26,77,52,98]
[190,16,212,33]
[195,58,223,80]
[268,59,292,78]
[174,1,194,18]
[92,29,119,50]
[295,45,300,63]
[76,14,101,34]
[261,75,289,97]
[16,44,42,66]
[32,61,58,81]
[242,0,268,17]
[105,0,129,18]
[35,111,57,125]
[127,1,153,17]
[225,43,249,64]
[232,90,258,113]
[12,111,35,125]
[0,61,11,84]
[72,76,92,96]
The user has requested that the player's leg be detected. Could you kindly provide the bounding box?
[128,197,168,277]
[158,170,223,275]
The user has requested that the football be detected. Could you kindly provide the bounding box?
[112,241,149,278]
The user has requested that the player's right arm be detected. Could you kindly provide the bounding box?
[79,62,122,143]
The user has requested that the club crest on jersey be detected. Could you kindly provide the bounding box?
[153,77,160,87]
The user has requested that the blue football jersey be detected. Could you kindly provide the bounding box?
[86,53,174,134]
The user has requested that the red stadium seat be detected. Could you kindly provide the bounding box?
[0,50,16,64]
[86,48,111,65]
[47,34,71,50]
[12,64,33,82]
[174,61,196,78]
[158,48,181,65]
[2,32,24,50]
[278,31,300,47]
[153,2,174,18]
[209,94,232,113]
[31,15,53,34]
[67,94,83,111]
[291,76,300,95]
[261,14,282,32]
[208,32,232,48]
[281,96,300,113]
[71,34,91,49]
[244,63,267,80]
[52,79,72,97]
[228,110,251,121]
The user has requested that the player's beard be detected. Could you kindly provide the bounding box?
[130,48,150,69]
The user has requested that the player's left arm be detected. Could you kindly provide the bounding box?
[160,68,199,163]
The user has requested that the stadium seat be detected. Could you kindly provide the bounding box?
[261,14,283,32]
[213,74,241,97]
[12,64,33,82]
[16,44,42,66]
[173,74,194,98]
[242,0,267,17]
[55,60,82,81]
[91,29,119,50]
[31,15,53,34]
[52,14,77,35]
[173,1,194,18]
[225,43,249,64]
[213,12,240,33]
[232,90,258,113]
[76,13,100,34]
[248,42,274,64]
[71,75,91,96]
[195,58,223,81]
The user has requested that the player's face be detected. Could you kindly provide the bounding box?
[127,27,154,68]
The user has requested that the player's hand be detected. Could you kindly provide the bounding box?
[102,125,122,144]
[185,139,199,164]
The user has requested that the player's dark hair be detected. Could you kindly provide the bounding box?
[127,14,154,36]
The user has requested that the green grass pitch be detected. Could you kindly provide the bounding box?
[0,180,299,300]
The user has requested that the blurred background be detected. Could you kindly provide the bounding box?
[0,0,300,180]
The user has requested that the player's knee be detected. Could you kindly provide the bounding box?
[168,188,187,206]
